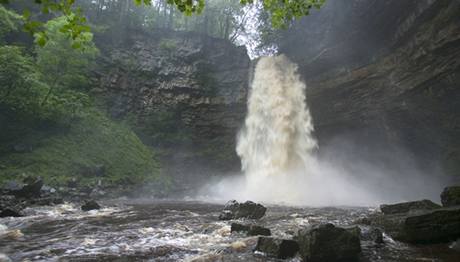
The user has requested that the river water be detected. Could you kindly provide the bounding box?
[0,199,459,261]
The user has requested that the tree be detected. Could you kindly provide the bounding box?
[0,4,22,41]
[35,16,98,105]
[0,0,325,46]
[0,45,89,120]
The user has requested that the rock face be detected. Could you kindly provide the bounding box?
[296,223,361,262]
[218,200,266,220]
[380,199,441,215]
[254,237,299,259]
[399,208,460,243]
[280,0,460,176]
[93,30,250,177]
[441,186,460,207]
[231,223,271,236]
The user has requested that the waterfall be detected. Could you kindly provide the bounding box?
[202,55,438,206]
[236,55,318,202]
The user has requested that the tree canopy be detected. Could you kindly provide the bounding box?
[0,0,325,46]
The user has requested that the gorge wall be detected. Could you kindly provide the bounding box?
[280,0,460,180]
[92,30,250,182]
[90,0,460,186]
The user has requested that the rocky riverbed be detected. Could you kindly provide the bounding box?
[1,194,460,261]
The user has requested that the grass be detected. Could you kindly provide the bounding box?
[0,108,167,188]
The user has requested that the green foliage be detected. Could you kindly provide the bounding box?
[0,109,163,186]
[252,0,325,28]
[1,0,90,47]
[35,16,98,92]
[1,0,325,47]
[0,45,89,121]
[0,4,22,41]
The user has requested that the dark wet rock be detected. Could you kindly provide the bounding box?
[0,207,23,217]
[219,200,266,220]
[380,199,441,215]
[0,195,23,217]
[370,228,384,244]
[81,200,101,211]
[254,237,299,259]
[230,222,249,233]
[345,226,361,239]
[296,223,361,262]
[361,227,384,244]
[441,186,460,207]
[397,207,460,244]
[231,223,271,236]
[4,177,43,198]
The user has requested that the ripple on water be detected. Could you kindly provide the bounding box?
[1,200,459,261]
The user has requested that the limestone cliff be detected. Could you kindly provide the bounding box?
[92,30,250,179]
[281,0,460,178]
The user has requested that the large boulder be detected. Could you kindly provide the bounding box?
[0,195,23,218]
[296,224,361,262]
[0,207,23,218]
[254,237,299,259]
[231,223,271,236]
[397,207,460,243]
[81,200,101,211]
[4,177,44,198]
[380,199,441,215]
[219,200,267,220]
[441,186,460,207]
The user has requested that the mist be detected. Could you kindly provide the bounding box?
[195,54,449,207]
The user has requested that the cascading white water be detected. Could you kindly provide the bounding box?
[201,54,440,206]
[236,55,318,202]
[237,55,317,175]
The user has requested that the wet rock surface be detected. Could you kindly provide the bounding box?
[4,176,43,198]
[281,0,460,177]
[81,200,101,211]
[1,200,460,261]
[218,200,267,220]
[398,207,460,244]
[94,31,250,179]
[231,223,271,236]
[296,223,361,262]
[441,186,460,207]
[371,195,460,245]
[380,199,441,215]
[254,237,299,259]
